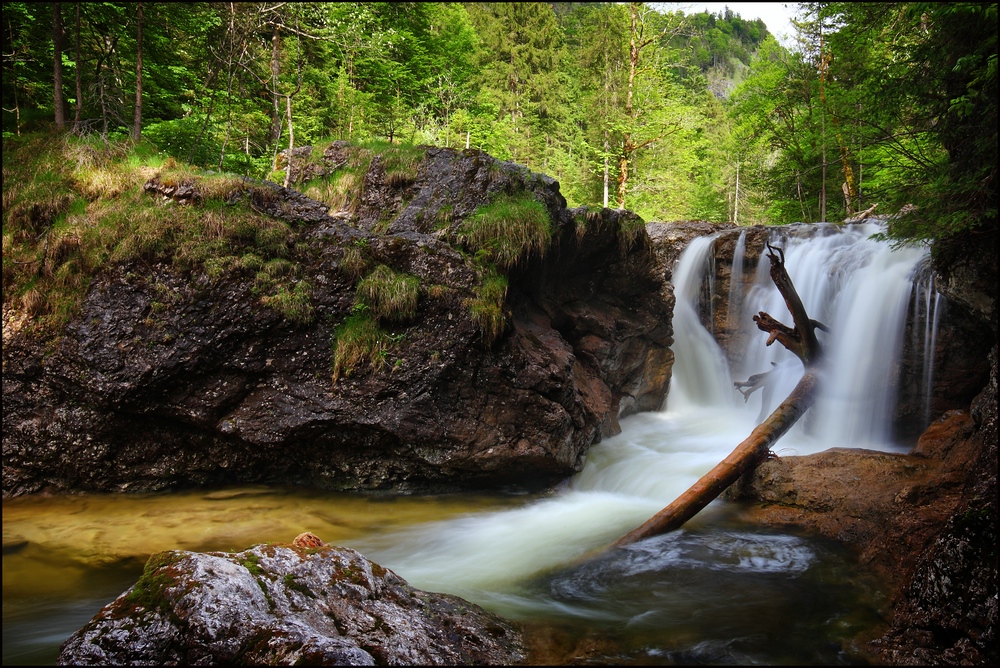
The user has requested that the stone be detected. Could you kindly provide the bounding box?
[57,542,525,666]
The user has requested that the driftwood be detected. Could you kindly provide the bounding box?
[610,243,824,548]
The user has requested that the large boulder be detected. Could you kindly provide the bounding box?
[57,537,525,666]
[3,145,673,497]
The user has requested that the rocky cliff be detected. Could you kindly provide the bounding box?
[2,144,673,498]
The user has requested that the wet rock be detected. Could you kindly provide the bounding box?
[731,343,997,665]
[57,541,525,666]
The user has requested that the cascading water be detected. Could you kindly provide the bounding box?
[722,222,934,450]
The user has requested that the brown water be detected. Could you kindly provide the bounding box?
[2,482,887,666]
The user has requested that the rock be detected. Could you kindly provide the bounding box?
[293,532,325,548]
[3,145,673,497]
[58,541,525,666]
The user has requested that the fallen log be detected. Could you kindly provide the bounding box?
[610,242,824,548]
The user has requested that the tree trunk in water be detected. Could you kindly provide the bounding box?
[612,371,818,546]
[610,243,825,549]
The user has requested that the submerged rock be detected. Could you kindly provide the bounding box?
[58,541,525,666]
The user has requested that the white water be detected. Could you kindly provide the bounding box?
[355,222,932,623]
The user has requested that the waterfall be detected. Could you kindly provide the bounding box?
[668,236,737,411]
[678,222,934,451]
[725,229,747,331]
[913,267,944,426]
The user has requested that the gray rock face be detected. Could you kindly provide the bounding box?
[57,542,525,666]
[3,145,673,497]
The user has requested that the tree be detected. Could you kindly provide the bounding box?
[53,2,65,128]
[131,1,142,140]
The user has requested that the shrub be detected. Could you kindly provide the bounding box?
[460,193,551,269]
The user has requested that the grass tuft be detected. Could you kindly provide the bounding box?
[465,266,508,345]
[356,265,419,324]
[459,193,551,269]
[331,313,388,382]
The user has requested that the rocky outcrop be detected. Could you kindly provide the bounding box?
[57,537,525,666]
[2,145,672,497]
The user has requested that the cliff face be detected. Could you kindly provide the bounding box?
[2,145,673,498]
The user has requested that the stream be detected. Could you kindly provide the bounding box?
[3,222,936,665]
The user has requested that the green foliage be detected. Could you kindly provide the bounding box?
[6,0,991,246]
[331,313,388,382]
[465,266,508,346]
[355,265,420,324]
[460,193,552,269]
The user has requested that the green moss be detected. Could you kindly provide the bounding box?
[459,193,551,269]
[121,551,186,620]
[283,573,316,598]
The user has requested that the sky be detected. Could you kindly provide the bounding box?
[661,2,802,47]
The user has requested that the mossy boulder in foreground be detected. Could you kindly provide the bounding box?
[58,539,525,666]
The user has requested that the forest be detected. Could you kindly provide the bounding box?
[3,1,997,240]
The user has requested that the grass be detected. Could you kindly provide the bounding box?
[331,313,389,382]
[459,193,551,269]
[300,140,424,216]
[355,264,419,324]
[465,266,508,345]
[2,132,311,332]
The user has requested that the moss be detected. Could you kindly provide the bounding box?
[118,551,186,622]
[283,573,316,598]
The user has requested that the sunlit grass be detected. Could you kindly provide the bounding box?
[2,132,309,332]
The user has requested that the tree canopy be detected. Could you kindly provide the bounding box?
[3,2,995,243]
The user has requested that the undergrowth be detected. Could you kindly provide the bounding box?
[3,132,312,332]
